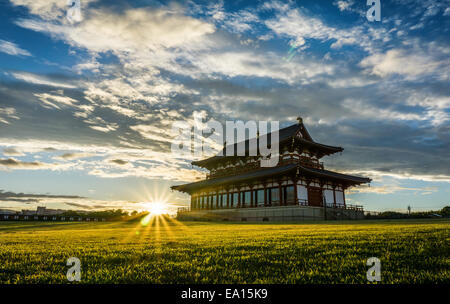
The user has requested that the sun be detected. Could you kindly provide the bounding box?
[144,201,168,216]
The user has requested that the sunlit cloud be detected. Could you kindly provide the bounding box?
[0,107,20,124]
[1,0,449,212]
[11,71,77,88]
[0,39,31,56]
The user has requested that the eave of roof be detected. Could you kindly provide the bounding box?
[298,166,371,184]
[171,164,297,193]
[171,164,371,194]
[297,138,343,154]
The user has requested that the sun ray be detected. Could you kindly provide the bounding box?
[165,216,188,231]
[159,215,176,239]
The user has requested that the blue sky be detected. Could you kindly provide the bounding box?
[0,0,449,213]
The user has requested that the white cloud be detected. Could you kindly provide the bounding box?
[0,157,74,171]
[15,8,215,53]
[5,0,450,191]
[360,49,446,79]
[54,152,96,160]
[346,169,450,183]
[334,0,355,12]
[342,98,424,122]
[0,107,20,124]
[34,92,78,109]
[83,116,118,133]
[263,1,387,53]
[13,1,338,86]
[0,138,202,182]
[405,94,450,126]
[130,124,176,143]
[11,71,77,88]
[2,147,25,156]
[204,3,259,34]
[348,184,438,195]
[181,50,336,84]
[0,39,31,56]
[10,0,98,21]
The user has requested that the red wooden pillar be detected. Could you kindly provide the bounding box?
[278,181,283,206]
[306,180,311,206]
[333,186,337,208]
[264,183,268,206]
[343,189,346,207]
[237,187,241,208]
[320,181,324,207]
[293,178,298,205]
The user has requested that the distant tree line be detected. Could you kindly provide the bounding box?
[366,206,450,219]
[61,209,137,220]
[60,209,171,221]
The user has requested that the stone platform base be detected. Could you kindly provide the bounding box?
[177,205,364,222]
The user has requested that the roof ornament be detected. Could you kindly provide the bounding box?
[297,116,303,124]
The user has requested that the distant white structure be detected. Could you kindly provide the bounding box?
[21,209,37,215]
[0,209,16,215]
[36,206,65,216]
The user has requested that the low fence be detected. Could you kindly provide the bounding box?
[178,203,364,214]
[177,204,364,222]
[0,214,106,222]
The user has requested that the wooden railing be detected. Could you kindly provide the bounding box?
[177,207,191,213]
[297,156,324,169]
[325,203,363,211]
[207,162,260,179]
[206,156,324,179]
[180,202,363,213]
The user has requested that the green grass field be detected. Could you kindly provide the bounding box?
[0,218,449,284]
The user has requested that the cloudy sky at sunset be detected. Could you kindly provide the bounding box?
[0,0,449,213]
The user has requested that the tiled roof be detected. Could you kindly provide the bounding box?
[171,164,297,193]
[192,122,342,167]
[298,166,372,184]
[171,163,371,193]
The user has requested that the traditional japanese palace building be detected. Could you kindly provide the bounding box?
[172,118,371,221]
